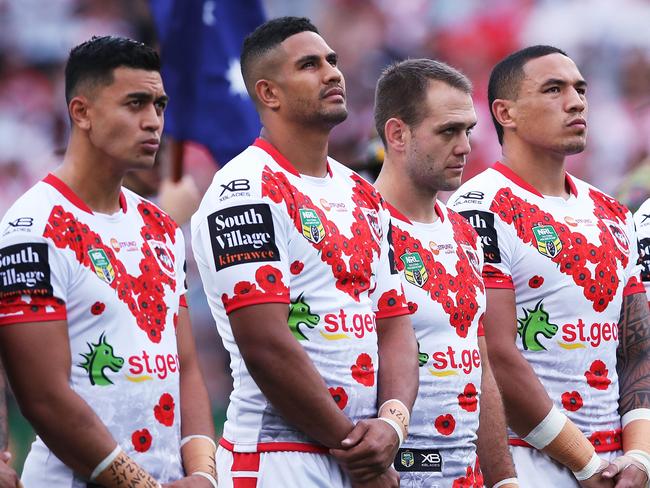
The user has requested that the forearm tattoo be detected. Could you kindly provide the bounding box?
[617,292,650,414]
[94,451,159,488]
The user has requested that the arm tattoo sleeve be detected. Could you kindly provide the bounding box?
[617,292,650,414]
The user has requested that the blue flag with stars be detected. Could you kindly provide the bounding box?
[150,0,264,165]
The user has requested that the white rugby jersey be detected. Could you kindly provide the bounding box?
[388,201,485,487]
[191,139,409,453]
[450,163,642,452]
[633,199,650,301]
[0,174,186,486]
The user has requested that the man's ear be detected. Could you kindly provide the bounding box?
[69,96,92,130]
[492,98,516,131]
[384,118,410,154]
[255,79,281,111]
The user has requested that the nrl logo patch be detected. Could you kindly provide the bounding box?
[299,208,325,244]
[532,225,562,258]
[88,249,115,284]
[400,251,428,287]
[400,450,414,468]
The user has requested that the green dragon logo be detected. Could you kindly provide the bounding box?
[417,341,429,367]
[78,333,124,386]
[517,300,558,351]
[288,293,320,341]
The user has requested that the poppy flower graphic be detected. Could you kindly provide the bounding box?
[233,281,259,297]
[528,275,544,289]
[351,353,375,387]
[407,301,419,314]
[585,360,611,390]
[290,261,304,275]
[377,289,404,314]
[154,393,175,426]
[328,387,348,410]
[588,429,620,449]
[458,383,478,412]
[90,301,105,315]
[434,414,456,436]
[255,265,286,294]
[561,391,583,412]
[132,428,152,452]
[452,465,479,488]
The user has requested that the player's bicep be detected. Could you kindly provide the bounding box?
[228,302,292,357]
[484,288,518,349]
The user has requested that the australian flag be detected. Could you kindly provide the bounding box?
[149,0,264,165]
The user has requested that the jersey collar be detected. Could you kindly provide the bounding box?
[43,173,128,214]
[492,161,578,198]
[384,200,444,224]
[253,138,333,178]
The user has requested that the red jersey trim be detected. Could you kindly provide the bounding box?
[484,279,515,290]
[253,138,333,178]
[179,295,188,308]
[0,310,67,326]
[477,316,485,337]
[219,437,328,454]
[43,174,127,214]
[225,296,291,315]
[623,277,644,297]
[492,162,578,198]
[509,429,621,453]
[383,201,444,224]
[375,306,412,320]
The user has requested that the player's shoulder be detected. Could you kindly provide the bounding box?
[121,187,181,237]
[441,201,479,238]
[448,167,504,212]
[0,180,60,243]
[574,175,632,222]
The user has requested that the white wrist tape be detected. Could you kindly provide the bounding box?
[628,450,650,475]
[378,398,411,424]
[181,434,217,450]
[492,477,519,488]
[622,409,650,428]
[572,452,602,480]
[193,470,218,487]
[90,445,122,481]
[523,405,567,449]
[378,417,404,447]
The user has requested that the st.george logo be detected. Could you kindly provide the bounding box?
[299,208,325,244]
[78,333,124,386]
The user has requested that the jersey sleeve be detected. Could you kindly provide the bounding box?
[174,226,189,308]
[623,212,644,296]
[0,212,69,325]
[370,207,410,319]
[192,191,291,315]
[451,196,515,290]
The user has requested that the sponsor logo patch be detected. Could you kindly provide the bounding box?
[0,242,52,298]
[299,208,325,244]
[88,249,116,284]
[208,204,280,271]
[395,448,443,472]
[532,224,562,258]
[219,179,251,201]
[454,190,484,204]
[3,217,35,237]
[400,251,428,287]
[638,238,650,281]
[460,210,501,263]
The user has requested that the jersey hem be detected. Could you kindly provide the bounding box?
[225,296,291,315]
[375,306,412,320]
[219,437,328,454]
[0,311,67,326]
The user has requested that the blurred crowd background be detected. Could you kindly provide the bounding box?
[2,0,650,473]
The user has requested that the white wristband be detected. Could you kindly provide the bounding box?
[523,405,567,449]
[573,452,601,480]
[378,417,404,447]
[192,470,218,487]
[181,435,217,450]
[622,409,650,428]
[90,444,122,481]
[493,478,519,488]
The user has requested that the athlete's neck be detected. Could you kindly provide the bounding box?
[375,157,438,224]
[501,139,570,198]
[56,136,125,214]
[259,127,330,178]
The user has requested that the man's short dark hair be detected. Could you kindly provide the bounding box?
[374,58,472,146]
[240,16,319,99]
[488,45,568,145]
[65,35,160,104]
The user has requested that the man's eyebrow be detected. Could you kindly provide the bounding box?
[125,92,169,104]
[437,120,477,131]
[540,78,588,88]
[295,54,319,66]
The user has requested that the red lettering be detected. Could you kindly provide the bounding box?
[128,356,143,375]
[431,351,448,370]
[324,314,338,333]
[472,349,481,369]
[447,346,458,369]
[364,314,374,333]
[577,319,587,342]
[155,355,167,379]
[562,323,577,342]
[142,351,153,373]
[167,354,177,373]
[339,309,348,332]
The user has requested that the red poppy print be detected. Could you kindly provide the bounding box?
[132,428,152,452]
[377,289,408,316]
[528,275,544,289]
[452,461,482,488]
[490,187,631,312]
[588,429,621,450]
[328,387,349,410]
[585,360,611,390]
[43,202,179,344]
[407,301,418,314]
[351,353,375,387]
[458,383,478,412]
[90,301,105,315]
[153,393,175,426]
[561,391,583,412]
[434,414,456,436]
[255,265,287,294]
[290,260,304,275]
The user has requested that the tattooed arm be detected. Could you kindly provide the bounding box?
[616,292,650,414]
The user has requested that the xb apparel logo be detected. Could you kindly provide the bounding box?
[88,249,115,284]
[288,293,320,341]
[219,179,250,197]
[400,451,414,468]
[78,333,124,386]
[532,225,562,258]
[517,300,558,351]
[400,251,428,287]
[299,208,325,244]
